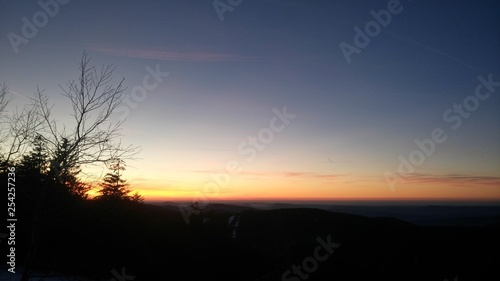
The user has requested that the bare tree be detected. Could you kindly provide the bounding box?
[0,83,10,114]
[20,52,140,281]
[0,83,9,159]
[33,51,140,181]
[0,84,43,165]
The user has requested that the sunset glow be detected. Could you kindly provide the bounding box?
[1,0,499,203]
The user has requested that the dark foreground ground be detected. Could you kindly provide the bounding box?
[2,200,500,280]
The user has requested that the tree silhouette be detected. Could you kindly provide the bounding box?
[0,83,10,114]
[0,83,42,164]
[97,158,132,201]
[49,137,90,198]
[0,83,11,153]
[2,52,140,183]
[8,53,141,280]
[0,54,145,280]
[16,134,50,281]
[31,51,139,181]
[18,134,49,177]
[130,191,145,203]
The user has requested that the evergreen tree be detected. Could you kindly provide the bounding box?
[18,134,49,178]
[49,137,90,198]
[130,191,145,203]
[16,135,51,281]
[97,158,131,201]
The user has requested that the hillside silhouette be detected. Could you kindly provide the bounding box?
[2,197,499,280]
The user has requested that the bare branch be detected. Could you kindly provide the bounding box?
[0,83,11,149]
[0,83,11,114]
[0,84,44,164]
[2,101,44,162]
[35,51,140,178]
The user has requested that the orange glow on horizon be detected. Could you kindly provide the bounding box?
[82,169,500,203]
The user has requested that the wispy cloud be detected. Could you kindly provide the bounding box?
[284,171,347,181]
[399,173,500,187]
[326,157,353,164]
[88,46,261,62]
[193,170,346,181]
[192,170,270,177]
[8,90,28,99]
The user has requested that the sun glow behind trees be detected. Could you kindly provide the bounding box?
[1,0,499,203]
[0,52,144,201]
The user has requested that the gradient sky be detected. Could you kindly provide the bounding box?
[1,0,499,201]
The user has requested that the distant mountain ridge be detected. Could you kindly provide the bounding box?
[5,200,500,280]
[158,201,500,227]
[179,204,500,280]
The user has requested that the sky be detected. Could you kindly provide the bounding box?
[1,0,499,202]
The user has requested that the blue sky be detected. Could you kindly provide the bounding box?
[1,0,499,200]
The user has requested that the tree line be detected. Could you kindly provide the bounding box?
[0,52,144,280]
[1,52,143,200]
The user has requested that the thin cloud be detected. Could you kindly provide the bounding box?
[399,173,500,187]
[191,170,347,182]
[88,47,262,62]
[284,171,347,180]
[326,157,353,164]
[193,170,269,177]
[8,90,28,99]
